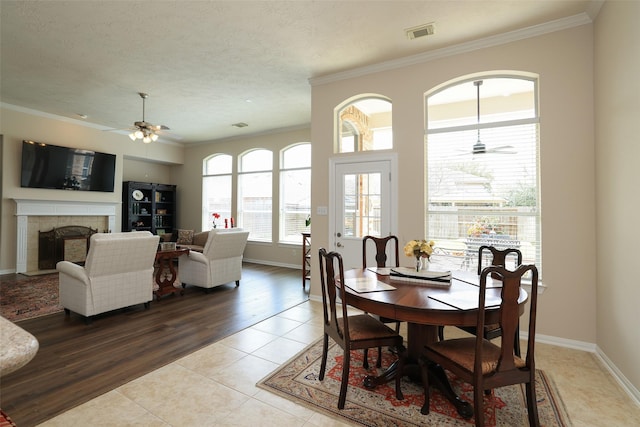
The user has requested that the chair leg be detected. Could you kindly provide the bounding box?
[363,348,369,369]
[394,344,405,401]
[418,355,430,415]
[525,379,540,426]
[338,348,350,409]
[473,385,485,427]
[319,334,329,381]
[235,280,240,287]
[438,325,444,341]
[377,346,382,368]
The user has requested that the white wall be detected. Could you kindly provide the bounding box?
[0,107,183,272]
[174,127,311,268]
[311,25,597,345]
[594,0,640,395]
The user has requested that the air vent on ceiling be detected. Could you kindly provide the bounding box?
[405,23,435,40]
[232,122,248,128]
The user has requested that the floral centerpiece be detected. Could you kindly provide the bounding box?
[211,212,220,228]
[404,239,435,271]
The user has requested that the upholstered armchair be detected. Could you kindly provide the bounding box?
[56,231,160,322]
[179,229,250,290]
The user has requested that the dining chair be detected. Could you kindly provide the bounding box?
[419,264,540,426]
[362,235,401,368]
[440,245,523,357]
[318,248,406,409]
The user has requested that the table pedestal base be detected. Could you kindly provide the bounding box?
[363,323,473,419]
[154,249,189,300]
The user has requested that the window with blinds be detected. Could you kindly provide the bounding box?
[203,154,233,231]
[280,143,311,243]
[425,76,541,277]
[238,149,273,242]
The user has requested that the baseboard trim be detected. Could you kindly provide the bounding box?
[243,258,300,270]
[498,332,639,407]
[595,346,640,407]
[525,332,597,352]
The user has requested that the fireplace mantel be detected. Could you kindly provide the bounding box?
[14,199,119,273]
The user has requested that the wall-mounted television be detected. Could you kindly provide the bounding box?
[20,140,116,192]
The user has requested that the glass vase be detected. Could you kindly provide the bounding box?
[415,256,422,272]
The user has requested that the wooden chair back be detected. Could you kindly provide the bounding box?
[421,263,540,425]
[318,248,349,345]
[362,235,399,268]
[477,245,522,278]
[476,264,538,383]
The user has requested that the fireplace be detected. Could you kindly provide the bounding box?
[14,199,118,274]
[38,225,98,270]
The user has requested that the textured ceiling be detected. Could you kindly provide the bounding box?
[0,1,599,144]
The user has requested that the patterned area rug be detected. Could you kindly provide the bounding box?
[0,273,63,322]
[258,339,572,426]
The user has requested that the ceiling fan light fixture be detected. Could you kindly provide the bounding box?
[125,92,169,143]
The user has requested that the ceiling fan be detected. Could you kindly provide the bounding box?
[127,92,170,143]
[465,80,515,155]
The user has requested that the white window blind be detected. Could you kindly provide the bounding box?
[280,144,311,244]
[238,149,273,242]
[426,77,541,276]
[202,154,233,231]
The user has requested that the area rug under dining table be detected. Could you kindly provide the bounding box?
[258,338,572,427]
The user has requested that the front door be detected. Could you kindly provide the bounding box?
[331,155,396,269]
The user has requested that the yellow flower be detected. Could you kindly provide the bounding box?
[404,239,434,259]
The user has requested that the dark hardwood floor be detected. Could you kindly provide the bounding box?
[0,263,308,427]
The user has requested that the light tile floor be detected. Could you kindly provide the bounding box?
[38,301,640,426]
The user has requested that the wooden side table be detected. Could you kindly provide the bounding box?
[302,233,311,288]
[154,248,189,299]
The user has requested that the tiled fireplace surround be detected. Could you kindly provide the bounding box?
[14,199,117,274]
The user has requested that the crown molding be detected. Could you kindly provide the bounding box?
[1,102,184,147]
[309,12,593,86]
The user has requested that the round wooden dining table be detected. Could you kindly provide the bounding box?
[341,267,528,418]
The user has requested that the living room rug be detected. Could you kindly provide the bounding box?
[258,338,572,427]
[0,273,63,322]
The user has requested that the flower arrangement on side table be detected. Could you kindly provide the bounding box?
[404,239,435,271]
[212,212,220,229]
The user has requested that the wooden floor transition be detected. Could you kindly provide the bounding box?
[1,263,308,427]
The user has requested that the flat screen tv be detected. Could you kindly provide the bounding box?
[20,140,116,192]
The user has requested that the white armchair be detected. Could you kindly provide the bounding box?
[56,231,160,322]
[179,229,250,291]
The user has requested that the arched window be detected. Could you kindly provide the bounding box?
[426,75,541,275]
[202,154,233,231]
[336,95,392,153]
[238,149,273,241]
[279,143,311,243]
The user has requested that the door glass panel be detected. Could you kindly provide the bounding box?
[342,172,382,237]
